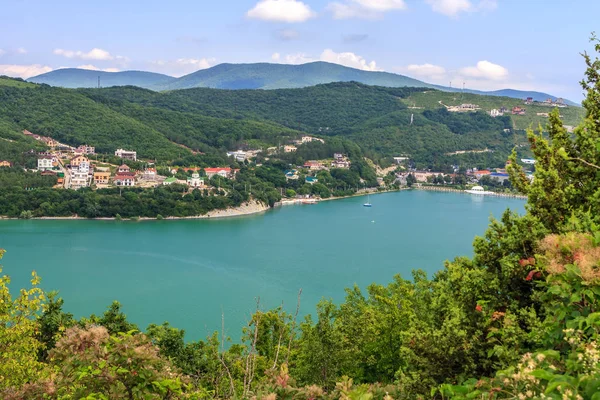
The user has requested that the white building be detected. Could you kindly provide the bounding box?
[71,170,89,189]
[284,145,297,153]
[227,150,247,162]
[37,157,54,171]
[301,136,325,144]
[490,109,503,117]
[78,161,90,174]
[115,148,137,161]
[114,175,135,186]
[521,158,536,165]
[187,172,205,188]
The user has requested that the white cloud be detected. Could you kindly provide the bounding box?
[401,63,447,80]
[425,0,497,17]
[272,49,380,71]
[459,60,508,80]
[0,64,53,79]
[0,49,5,57]
[328,0,406,19]
[288,52,315,64]
[149,57,217,77]
[320,49,380,71]
[53,48,115,60]
[76,64,120,73]
[247,0,316,23]
[16,48,27,54]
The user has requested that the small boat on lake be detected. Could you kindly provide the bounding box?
[363,193,372,207]
[464,186,494,195]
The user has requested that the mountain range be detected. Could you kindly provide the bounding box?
[27,62,578,106]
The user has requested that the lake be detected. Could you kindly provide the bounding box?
[0,190,525,341]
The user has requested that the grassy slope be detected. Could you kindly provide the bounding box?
[402,90,585,130]
[0,77,38,89]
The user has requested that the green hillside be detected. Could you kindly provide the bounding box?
[403,90,584,130]
[0,77,571,169]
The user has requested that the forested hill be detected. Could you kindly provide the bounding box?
[27,62,577,105]
[0,77,584,167]
[27,69,174,89]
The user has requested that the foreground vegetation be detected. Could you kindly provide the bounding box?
[1,41,600,400]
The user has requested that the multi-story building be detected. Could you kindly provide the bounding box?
[115,149,137,161]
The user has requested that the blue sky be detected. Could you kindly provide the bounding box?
[0,0,597,101]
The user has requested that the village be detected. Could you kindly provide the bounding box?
[1,130,358,193]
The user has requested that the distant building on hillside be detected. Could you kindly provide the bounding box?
[300,136,325,144]
[114,174,135,187]
[521,158,536,165]
[37,156,55,171]
[226,150,247,162]
[115,148,137,161]
[284,145,297,153]
[512,106,526,115]
[187,172,205,188]
[204,167,236,179]
[75,145,95,155]
[525,97,534,105]
[0,160,12,167]
[490,109,502,117]
[94,171,111,185]
[70,155,89,167]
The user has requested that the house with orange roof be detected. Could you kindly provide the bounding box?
[70,155,89,168]
[204,167,238,179]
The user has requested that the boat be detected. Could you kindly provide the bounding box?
[363,193,372,207]
[301,198,318,205]
[464,185,494,195]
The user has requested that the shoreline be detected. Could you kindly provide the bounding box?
[415,185,528,199]
[0,187,526,222]
[0,200,270,221]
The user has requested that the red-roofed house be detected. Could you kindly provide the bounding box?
[114,174,135,187]
[118,164,131,173]
[204,167,232,179]
[303,161,324,171]
[475,170,492,179]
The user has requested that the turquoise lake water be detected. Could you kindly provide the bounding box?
[0,190,525,341]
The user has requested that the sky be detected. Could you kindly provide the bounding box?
[0,0,598,101]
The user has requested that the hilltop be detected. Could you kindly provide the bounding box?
[27,62,577,105]
[28,68,174,89]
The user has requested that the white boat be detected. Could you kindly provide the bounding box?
[464,185,494,195]
[363,193,372,207]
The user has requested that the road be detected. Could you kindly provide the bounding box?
[57,158,71,189]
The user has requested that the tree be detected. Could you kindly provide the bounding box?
[406,173,416,187]
[0,250,49,391]
[508,35,600,234]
